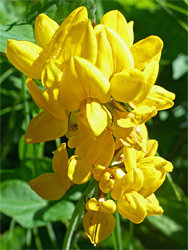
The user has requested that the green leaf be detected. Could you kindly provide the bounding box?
[18,134,34,161]
[20,157,53,181]
[147,215,183,236]
[43,200,75,222]
[117,0,158,9]
[0,226,26,250]
[54,0,96,24]
[0,180,48,228]
[0,23,35,54]
[172,53,188,80]
[0,180,76,229]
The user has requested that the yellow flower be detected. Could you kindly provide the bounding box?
[6,7,96,79]
[29,143,71,200]
[83,197,116,244]
[95,9,175,137]
[146,193,164,216]
[111,167,147,223]
[100,10,163,68]
[6,7,98,143]
[60,56,111,136]
[123,136,173,198]
[117,191,147,224]
[98,167,125,193]
[93,10,165,105]
[67,130,115,184]
[24,75,69,143]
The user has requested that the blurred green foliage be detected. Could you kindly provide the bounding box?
[0,0,187,249]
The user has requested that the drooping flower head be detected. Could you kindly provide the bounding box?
[6,6,175,245]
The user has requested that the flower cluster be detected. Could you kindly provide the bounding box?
[6,7,175,245]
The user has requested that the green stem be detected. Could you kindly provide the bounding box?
[21,73,29,129]
[183,0,188,6]
[128,221,134,250]
[0,68,16,83]
[47,223,59,249]
[165,2,188,15]
[62,178,97,250]
[115,210,123,250]
[155,0,188,31]
[7,219,15,249]
[33,227,43,250]
[112,209,123,250]
[55,138,61,148]
[26,228,32,248]
[112,229,118,250]
[167,173,182,201]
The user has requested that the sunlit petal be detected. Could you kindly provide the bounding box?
[83,211,116,244]
[26,78,66,120]
[100,10,133,47]
[25,111,68,144]
[110,69,145,103]
[130,35,163,70]
[68,156,92,184]
[6,40,46,79]
[35,13,59,49]
[117,191,147,223]
[29,173,66,200]
[60,56,110,111]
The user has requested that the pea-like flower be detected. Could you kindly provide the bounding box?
[5,6,176,246]
[83,197,116,244]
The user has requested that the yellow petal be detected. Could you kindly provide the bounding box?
[100,199,116,214]
[110,69,146,103]
[130,35,163,70]
[127,21,134,46]
[133,61,159,105]
[145,140,158,157]
[68,133,86,149]
[76,130,115,167]
[68,156,92,184]
[123,146,137,172]
[44,6,88,60]
[60,56,111,111]
[113,113,144,151]
[142,85,175,110]
[61,19,97,64]
[99,167,125,193]
[41,59,64,88]
[94,25,134,76]
[35,13,59,49]
[80,100,108,136]
[111,168,143,200]
[124,167,144,192]
[100,10,133,47]
[132,106,158,125]
[117,191,147,223]
[26,78,66,120]
[53,143,68,172]
[46,15,97,64]
[29,173,66,200]
[6,40,46,79]
[92,165,106,181]
[118,106,157,128]
[83,211,116,244]
[25,111,68,144]
[138,156,173,197]
[52,143,72,190]
[94,27,113,79]
[99,171,114,193]
[115,127,143,151]
[146,194,164,215]
[86,198,116,214]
